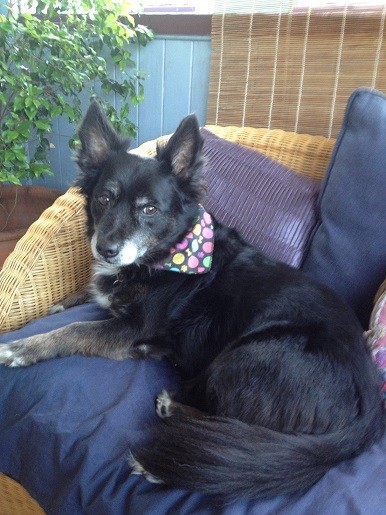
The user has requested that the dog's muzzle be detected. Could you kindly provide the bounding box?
[91,233,146,266]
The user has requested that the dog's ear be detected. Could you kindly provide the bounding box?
[157,114,203,179]
[76,102,127,172]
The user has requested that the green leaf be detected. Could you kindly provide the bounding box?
[29,161,52,177]
[0,171,22,185]
[4,131,21,142]
[35,120,51,131]
[51,106,63,117]
[13,96,25,111]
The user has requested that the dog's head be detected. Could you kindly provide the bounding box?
[75,102,205,267]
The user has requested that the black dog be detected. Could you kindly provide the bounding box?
[0,103,383,500]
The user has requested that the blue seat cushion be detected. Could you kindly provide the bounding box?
[0,304,385,513]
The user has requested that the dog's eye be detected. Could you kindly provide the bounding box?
[98,194,111,206]
[143,205,157,216]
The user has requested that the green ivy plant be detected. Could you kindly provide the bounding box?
[0,0,153,184]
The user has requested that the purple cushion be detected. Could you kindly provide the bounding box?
[201,129,320,268]
[301,88,386,327]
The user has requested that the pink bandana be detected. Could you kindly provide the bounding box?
[153,205,214,274]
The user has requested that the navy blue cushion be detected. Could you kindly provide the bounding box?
[302,88,386,327]
[1,305,386,513]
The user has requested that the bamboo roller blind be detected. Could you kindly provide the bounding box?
[207,7,386,137]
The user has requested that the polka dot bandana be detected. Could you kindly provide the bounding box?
[153,205,214,274]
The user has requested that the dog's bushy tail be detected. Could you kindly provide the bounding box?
[133,390,383,500]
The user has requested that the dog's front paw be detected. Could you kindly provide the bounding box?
[0,341,36,367]
[156,390,175,418]
[0,334,49,367]
[129,455,164,484]
[48,303,66,315]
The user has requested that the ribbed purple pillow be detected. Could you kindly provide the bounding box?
[201,128,320,268]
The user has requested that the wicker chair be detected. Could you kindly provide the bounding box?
[0,125,337,511]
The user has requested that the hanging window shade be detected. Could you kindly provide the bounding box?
[208,1,386,137]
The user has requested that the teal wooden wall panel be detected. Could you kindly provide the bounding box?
[190,38,211,123]
[163,38,196,134]
[32,35,211,190]
[135,38,167,147]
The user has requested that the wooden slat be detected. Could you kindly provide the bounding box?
[208,12,386,137]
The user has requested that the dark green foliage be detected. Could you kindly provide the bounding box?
[0,0,153,184]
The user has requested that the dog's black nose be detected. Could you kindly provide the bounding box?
[96,243,120,259]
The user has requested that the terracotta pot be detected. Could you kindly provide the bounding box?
[0,185,62,268]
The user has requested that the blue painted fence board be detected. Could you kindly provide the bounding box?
[190,38,211,124]
[163,39,195,134]
[32,35,211,190]
[136,38,167,146]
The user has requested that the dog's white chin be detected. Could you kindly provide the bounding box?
[119,241,139,265]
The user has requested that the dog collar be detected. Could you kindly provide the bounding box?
[153,205,214,274]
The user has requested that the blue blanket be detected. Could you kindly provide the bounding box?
[0,304,385,514]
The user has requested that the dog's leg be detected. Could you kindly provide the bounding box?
[130,390,206,484]
[0,318,142,367]
[48,289,92,314]
[155,390,206,420]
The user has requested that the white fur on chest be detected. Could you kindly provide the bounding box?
[90,262,120,309]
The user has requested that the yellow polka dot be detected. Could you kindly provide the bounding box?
[193,223,202,236]
[172,253,185,265]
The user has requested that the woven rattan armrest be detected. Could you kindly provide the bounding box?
[0,187,92,333]
[0,474,44,514]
